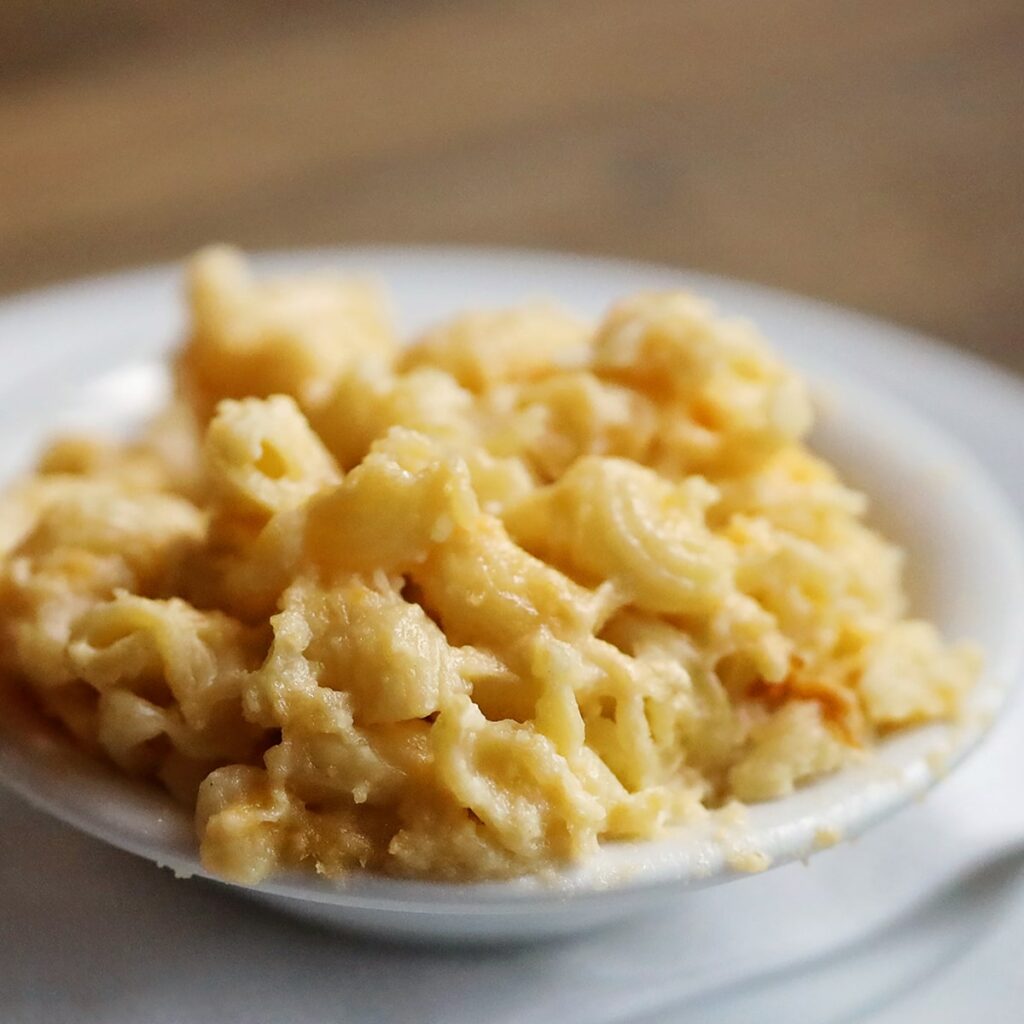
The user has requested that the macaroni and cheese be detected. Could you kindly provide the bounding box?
[0,248,979,883]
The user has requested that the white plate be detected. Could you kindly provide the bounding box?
[0,248,1023,946]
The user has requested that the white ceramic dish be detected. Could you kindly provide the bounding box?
[1,247,1022,944]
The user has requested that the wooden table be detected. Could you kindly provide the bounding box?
[2,0,1021,370]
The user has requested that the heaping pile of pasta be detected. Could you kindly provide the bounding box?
[0,248,978,884]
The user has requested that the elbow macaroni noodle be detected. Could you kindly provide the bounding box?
[0,247,979,883]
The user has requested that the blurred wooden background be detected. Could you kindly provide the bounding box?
[1,0,1021,369]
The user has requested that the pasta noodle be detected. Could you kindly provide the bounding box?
[0,247,979,883]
